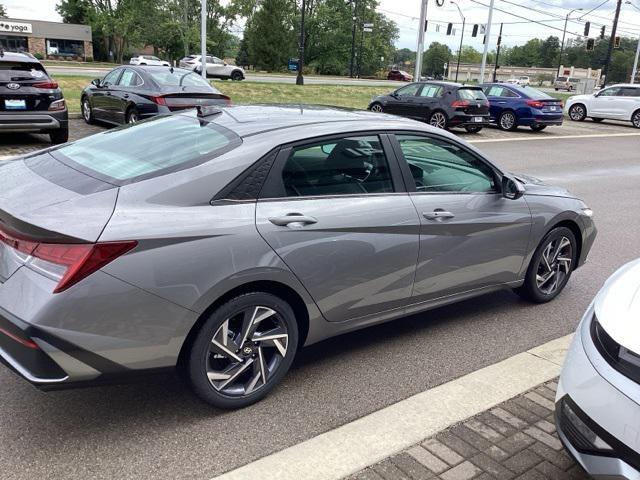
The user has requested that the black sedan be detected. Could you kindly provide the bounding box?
[368,81,490,133]
[80,66,230,125]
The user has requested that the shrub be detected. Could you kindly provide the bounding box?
[33,52,44,60]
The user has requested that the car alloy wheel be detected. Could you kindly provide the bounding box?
[499,111,516,130]
[127,110,139,124]
[429,111,447,129]
[569,104,586,121]
[632,110,640,128]
[82,99,92,123]
[536,236,573,296]
[370,103,383,113]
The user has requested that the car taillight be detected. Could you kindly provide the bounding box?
[0,225,137,293]
[451,100,470,108]
[526,100,545,109]
[151,96,167,106]
[33,81,59,89]
[222,95,232,106]
[48,99,66,111]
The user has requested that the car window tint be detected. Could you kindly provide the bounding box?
[557,77,567,82]
[396,135,496,193]
[522,87,552,100]
[51,115,241,184]
[420,85,443,97]
[118,70,136,86]
[486,86,504,96]
[457,88,487,101]
[280,136,394,197]
[396,83,421,97]
[621,87,640,97]
[147,69,219,91]
[598,87,621,97]
[501,88,519,98]
[102,69,121,86]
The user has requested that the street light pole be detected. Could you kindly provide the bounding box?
[414,0,428,81]
[296,0,306,85]
[626,1,640,83]
[479,0,495,83]
[450,1,465,83]
[557,8,582,79]
[200,0,207,79]
[349,0,359,78]
[602,0,623,87]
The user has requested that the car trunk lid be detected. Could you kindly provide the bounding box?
[158,88,231,111]
[455,87,490,115]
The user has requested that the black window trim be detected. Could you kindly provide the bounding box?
[388,130,505,196]
[258,131,408,201]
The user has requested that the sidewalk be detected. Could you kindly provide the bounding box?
[348,379,587,480]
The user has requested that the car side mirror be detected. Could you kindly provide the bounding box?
[502,174,525,200]
[91,78,102,87]
[391,92,399,98]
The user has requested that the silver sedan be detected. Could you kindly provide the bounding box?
[0,105,596,408]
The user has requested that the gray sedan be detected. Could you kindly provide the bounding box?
[0,106,596,408]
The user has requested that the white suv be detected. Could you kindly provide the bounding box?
[129,55,170,67]
[566,84,640,128]
[179,55,245,81]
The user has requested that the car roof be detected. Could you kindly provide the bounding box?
[0,51,40,63]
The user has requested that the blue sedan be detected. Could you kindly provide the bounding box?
[480,83,564,131]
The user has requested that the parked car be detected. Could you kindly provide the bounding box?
[0,51,68,144]
[555,76,580,91]
[480,83,563,131]
[0,105,596,408]
[80,66,230,126]
[368,81,490,133]
[179,55,245,81]
[518,76,530,86]
[556,258,640,478]
[387,69,413,81]
[566,84,640,128]
[129,55,170,67]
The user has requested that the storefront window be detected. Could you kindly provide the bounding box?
[0,35,28,52]
[46,38,84,57]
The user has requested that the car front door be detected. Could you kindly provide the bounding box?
[111,69,143,123]
[255,134,420,322]
[91,68,122,122]
[484,85,508,121]
[390,133,532,305]
[206,56,227,77]
[384,82,421,117]
[590,87,622,117]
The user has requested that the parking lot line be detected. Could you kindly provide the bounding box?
[470,132,640,143]
[212,334,572,480]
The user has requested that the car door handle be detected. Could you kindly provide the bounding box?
[269,214,318,227]
[423,210,455,220]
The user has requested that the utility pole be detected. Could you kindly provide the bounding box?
[183,0,189,58]
[479,0,495,83]
[602,0,623,87]
[200,0,207,79]
[357,3,366,78]
[414,0,428,81]
[296,0,306,85]
[557,9,583,79]
[493,22,503,82]
[349,0,359,78]
[450,1,465,82]
[632,33,640,83]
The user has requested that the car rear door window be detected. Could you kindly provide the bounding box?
[419,85,443,97]
[621,87,640,97]
[396,135,496,193]
[278,136,395,197]
[118,69,142,87]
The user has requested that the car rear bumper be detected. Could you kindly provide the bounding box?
[0,109,68,132]
[556,308,640,479]
[449,114,491,127]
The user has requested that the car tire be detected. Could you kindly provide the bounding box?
[530,125,547,132]
[140,63,147,66]
[231,70,243,81]
[554,88,559,91]
[126,107,139,124]
[369,102,383,113]
[49,126,69,145]
[428,110,448,129]
[568,103,587,121]
[81,97,94,124]
[186,292,299,409]
[498,110,518,131]
[464,125,483,133]
[632,109,640,129]
[514,226,577,304]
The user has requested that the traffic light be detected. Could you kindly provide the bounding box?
[584,21,590,37]
[600,25,606,39]
[586,38,595,51]
[447,23,453,35]
[614,36,621,48]
[472,24,478,37]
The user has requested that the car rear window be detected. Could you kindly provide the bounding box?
[0,61,47,81]
[457,88,487,101]
[50,114,241,184]
[523,87,554,100]
[556,77,567,82]
[148,69,219,90]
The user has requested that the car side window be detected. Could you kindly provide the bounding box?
[278,136,395,197]
[486,86,504,97]
[396,83,421,97]
[102,69,121,87]
[502,88,519,98]
[419,85,443,98]
[396,135,497,193]
[598,87,621,97]
[621,87,640,97]
[118,70,137,87]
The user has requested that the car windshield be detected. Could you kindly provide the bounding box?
[50,114,241,184]
[458,88,487,101]
[147,69,219,90]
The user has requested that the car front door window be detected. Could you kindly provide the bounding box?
[102,69,121,87]
[396,83,421,97]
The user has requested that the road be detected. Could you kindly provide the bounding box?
[0,120,639,480]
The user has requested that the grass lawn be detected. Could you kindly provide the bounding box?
[55,75,572,115]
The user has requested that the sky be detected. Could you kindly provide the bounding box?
[3,0,640,51]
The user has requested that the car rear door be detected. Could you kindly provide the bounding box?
[389,133,532,305]
[619,87,640,119]
[414,84,444,121]
[255,133,420,322]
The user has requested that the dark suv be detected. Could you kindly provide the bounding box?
[368,81,490,133]
[0,51,68,144]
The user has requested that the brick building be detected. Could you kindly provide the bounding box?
[0,18,93,61]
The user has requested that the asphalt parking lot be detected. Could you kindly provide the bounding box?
[1,117,639,480]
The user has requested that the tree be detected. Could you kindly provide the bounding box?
[0,3,7,17]
[457,45,482,64]
[422,42,451,77]
[244,0,295,71]
[539,36,560,68]
[236,36,249,68]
